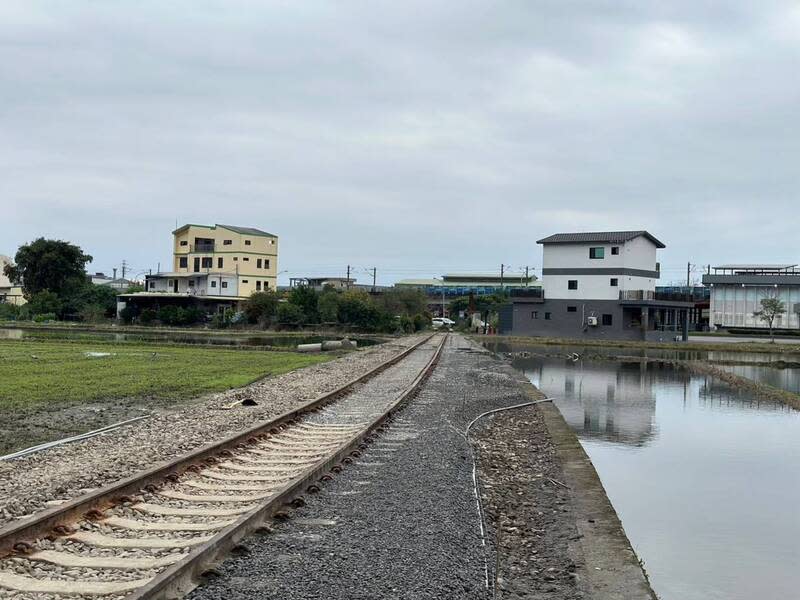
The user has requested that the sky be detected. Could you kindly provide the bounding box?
[1,1,798,286]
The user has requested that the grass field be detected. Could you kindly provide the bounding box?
[0,339,334,408]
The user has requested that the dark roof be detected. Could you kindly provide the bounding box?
[217,224,277,238]
[536,231,665,248]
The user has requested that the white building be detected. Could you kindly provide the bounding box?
[501,231,693,341]
[703,264,800,331]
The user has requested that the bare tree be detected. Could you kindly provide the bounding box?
[753,295,786,342]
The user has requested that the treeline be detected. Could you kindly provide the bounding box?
[1,238,141,322]
[244,286,431,333]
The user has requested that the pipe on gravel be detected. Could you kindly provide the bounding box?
[463,397,555,596]
[0,415,151,462]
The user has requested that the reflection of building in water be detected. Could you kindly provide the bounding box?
[519,356,659,446]
[697,376,794,413]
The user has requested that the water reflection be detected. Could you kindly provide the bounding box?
[485,341,800,600]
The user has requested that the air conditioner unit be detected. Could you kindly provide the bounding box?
[587,316,598,326]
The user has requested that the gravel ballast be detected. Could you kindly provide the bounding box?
[0,336,424,527]
[188,334,593,600]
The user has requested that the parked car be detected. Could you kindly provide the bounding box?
[432,317,455,329]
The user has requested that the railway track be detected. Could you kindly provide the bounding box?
[0,333,446,599]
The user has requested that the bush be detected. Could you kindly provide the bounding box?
[27,290,63,317]
[79,303,108,323]
[288,286,319,323]
[157,306,202,326]
[412,313,429,332]
[244,291,278,325]
[277,302,305,325]
[119,304,139,324]
[318,290,339,323]
[157,306,179,325]
[139,308,157,325]
[33,312,57,322]
[211,311,232,329]
[0,303,20,320]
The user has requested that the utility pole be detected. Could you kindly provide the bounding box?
[500,264,505,289]
[525,266,529,287]
[121,260,128,279]
[687,262,693,291]
[346,265,351,289]
[371,267,377,292]
[113,268,117,279]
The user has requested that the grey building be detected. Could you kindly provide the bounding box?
[702,264,800,331]
[499,231,694,341]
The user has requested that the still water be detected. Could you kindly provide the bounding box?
[487,342,800,600]
[0,328,381,348]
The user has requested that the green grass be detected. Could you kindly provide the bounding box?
[0,339,334,408]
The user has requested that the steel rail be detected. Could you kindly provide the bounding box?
[130,333,447,600]
[0,333,436,557]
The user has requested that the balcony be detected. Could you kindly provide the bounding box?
[619,290,694,303]
[508,287,545,302]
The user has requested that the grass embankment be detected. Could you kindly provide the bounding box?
[474,334,800,355]
[0,339,333,409]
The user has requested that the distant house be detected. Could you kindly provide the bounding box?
[499,231,693,341]
[289,277,356,291]
[117,223,279,318]
[89,273,137,290]
[0,255,25,306]
[702,264,800,331]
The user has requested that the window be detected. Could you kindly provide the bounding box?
[610,278,618,287]
[242,279,249,283]
[188,280,195,287]
[218,257,223,268]
[211,280,217,288]
[589,247,605,259]
[257,259,262,268]
[568,280,578,290]
[201,257,212,268]
[265,259,270,269]
[233,257,238,261]
[179,240,188,246]
[531,311,538,319]
[256,281,262,291]
[264,281,269,288]
[269,239,275,245]
[602,314,613,326]
[567,306,577,312]
[545,312,551,320]
[611,246,619,255]
[223,240,232,246]
[221,281,228,288]
[243,257,249,262]
[245,240,251,246]
[179,257,188,268]
[148,281,155,289]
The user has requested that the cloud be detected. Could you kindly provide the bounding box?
[0,0,798,281]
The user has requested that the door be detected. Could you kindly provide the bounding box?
[193,257,200,273]
[173,279,179,293]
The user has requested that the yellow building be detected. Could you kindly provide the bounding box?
[0,255,26,306]
[118,224,278,318]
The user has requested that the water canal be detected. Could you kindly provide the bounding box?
[485,341,800,600]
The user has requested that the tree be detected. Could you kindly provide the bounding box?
[318,289,340,322]
[26,290,63,316]
[754,296,786,342]
[288,285,319,323]
[244,291,278,325]
[277,302,305,325]
[5,238,92,299]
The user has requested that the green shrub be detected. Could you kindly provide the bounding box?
[0,303,20,320]
[139,308,157,325]
[318,290,339,322]
[119,304,139,324]
[33,312,57,322]
[288,286,319,323]
[27,290,62,317]
[412,313,429,332]
[277,302,305,325]
[244,291,278,325]
[79,304,108,323]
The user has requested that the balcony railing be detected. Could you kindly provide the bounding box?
[619,290,694,302]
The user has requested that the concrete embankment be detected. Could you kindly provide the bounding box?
[189,334,655,599]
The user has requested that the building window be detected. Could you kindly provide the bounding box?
[269,240,275,245]
[265,259,270,269]
[148,281,155,289]
[264,281,269,288]
[545,312,551,320]
[531,311,538,319]
[610,278,618,287]
[602,314,613,326]
[211,280,217,288]
[257,259,262,268]
[179,257,187,268]
[243,257,250,262]
[589,247,605,259]
[242,279,248,283]
[180,240,188,246]
[217,257,223,268]
[221,281,228,288]
[245,240,251,246]
[201,257,212,268]
[223,240,232,245]
[567,306,577,312]
[188,280,195,287]
[233,257,238,261]
[611,246,619,255]
[568,280,578,290]
[256,281,262,291]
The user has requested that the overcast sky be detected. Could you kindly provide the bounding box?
[1,1,798,285]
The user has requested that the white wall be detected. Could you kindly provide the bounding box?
[541,236,659,300]
[710,285,800,329]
